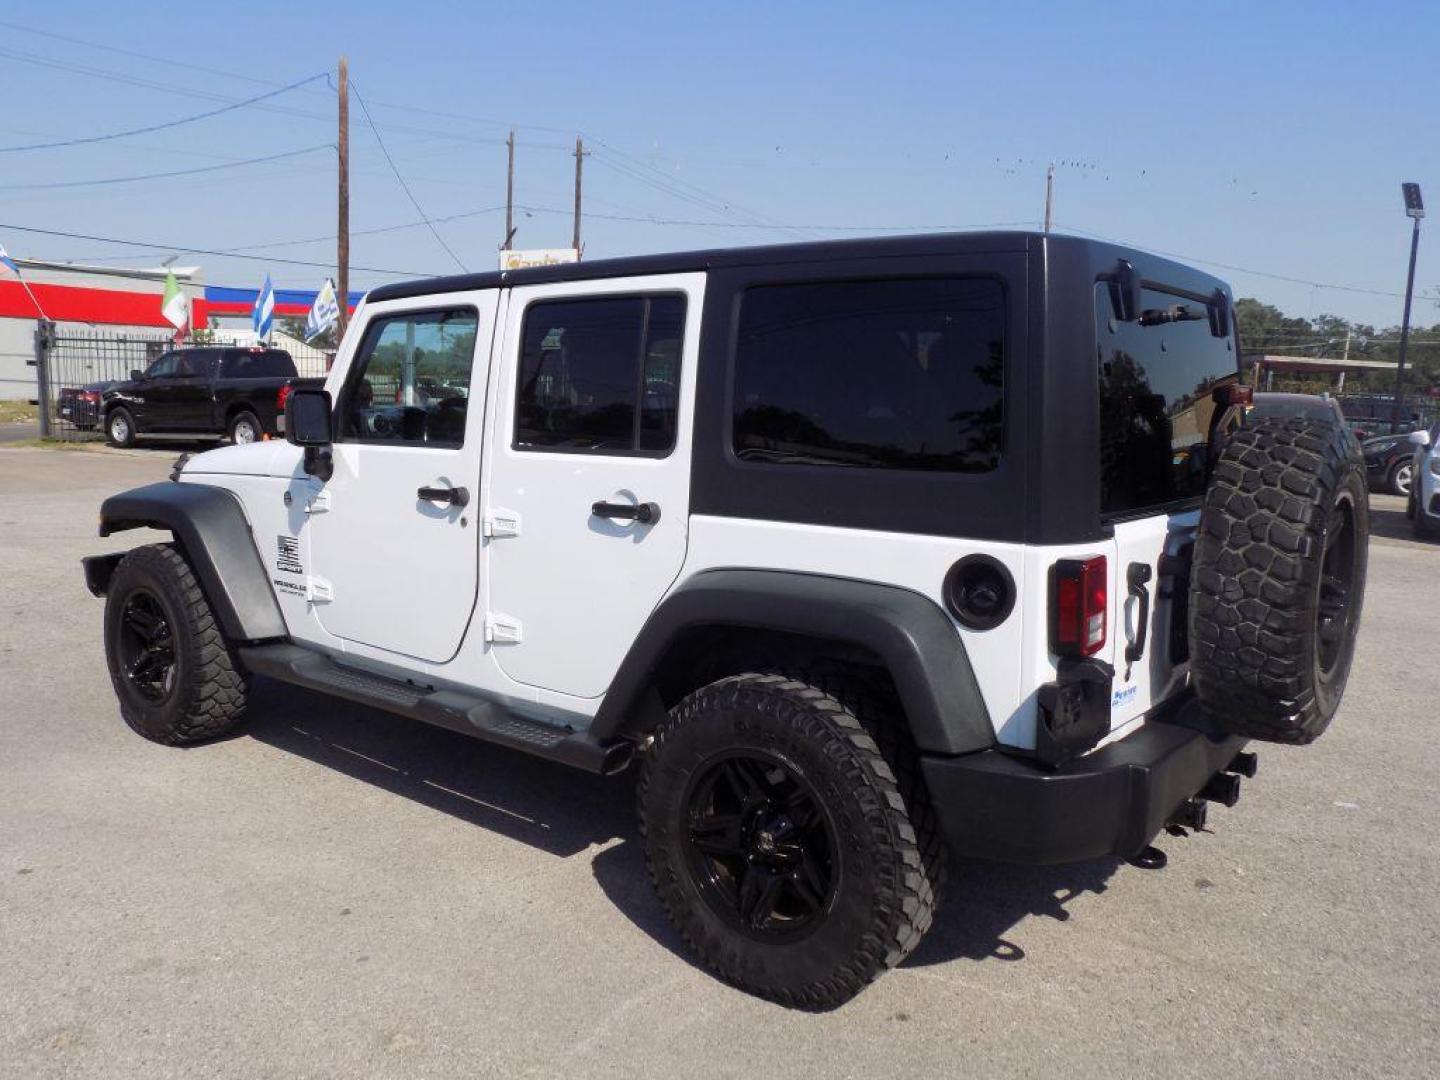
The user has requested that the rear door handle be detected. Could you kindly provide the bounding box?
[1125,562,1153,666]
[418,484,469,507]
[591,500,660,524]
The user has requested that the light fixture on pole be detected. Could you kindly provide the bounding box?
[1393,182,1424,426]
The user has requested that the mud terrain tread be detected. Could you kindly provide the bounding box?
[107,544,250,744]
[1189,418,1366,744]
[768,661,948,907]
[637,673,936,1008]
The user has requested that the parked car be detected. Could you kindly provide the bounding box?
[1347,416,1409,442]
[1245,391,1347,427]
[56,379,117,429]
[82,233,1368,1007]
[1406,425,1440,539]
[100,346,323,448]
[1363,430,1426,496]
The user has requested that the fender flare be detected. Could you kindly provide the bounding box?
[94,481,287,642]
[590,569,995,755]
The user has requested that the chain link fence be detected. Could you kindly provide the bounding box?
[33,322,332,443]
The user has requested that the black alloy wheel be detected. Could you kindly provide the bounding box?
[116,588,177,703]
[684,750,838,940]
[638,673,940,1008]
[103,544,250,744]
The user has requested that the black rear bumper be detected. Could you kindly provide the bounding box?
[920,694,1246,865]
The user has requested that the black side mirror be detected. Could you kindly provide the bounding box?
[286,388,335,480]
[286,388,333,447]
[130,369,144,381]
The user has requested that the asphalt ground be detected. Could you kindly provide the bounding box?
[1,445,1436,1080]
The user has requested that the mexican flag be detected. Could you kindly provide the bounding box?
[161,270,189,341]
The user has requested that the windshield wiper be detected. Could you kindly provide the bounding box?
[1138,303,1206,327]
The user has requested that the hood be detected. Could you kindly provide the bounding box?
[178,440,305,479]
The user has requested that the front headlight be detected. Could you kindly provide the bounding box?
[1429,455,1440,477]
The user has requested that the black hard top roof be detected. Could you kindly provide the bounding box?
[366,230,1230,304]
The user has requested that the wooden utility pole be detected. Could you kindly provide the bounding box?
[337,56,350,340]
[572,136,586,255]
[1043,162,1055,233]
[503,129,516,250]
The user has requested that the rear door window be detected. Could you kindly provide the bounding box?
[1097,285,1239,516]
[731,277,1005,472]
[514,295,685,455]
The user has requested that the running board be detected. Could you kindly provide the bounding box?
[238,643,632,775]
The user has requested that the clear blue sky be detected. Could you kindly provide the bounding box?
[2,0,1436,328]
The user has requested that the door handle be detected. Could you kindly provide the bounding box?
[591,500,660,525]
[1125,562,1153,666]
[418,484,470,507]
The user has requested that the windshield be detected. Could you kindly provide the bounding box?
[1097,283,1239,517]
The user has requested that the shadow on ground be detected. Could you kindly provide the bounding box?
[245,678,1124,977]
[1368,495,1436,544]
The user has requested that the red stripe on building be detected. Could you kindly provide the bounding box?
[0,280,210,328]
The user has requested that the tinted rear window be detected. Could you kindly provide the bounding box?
[1249,398,1335,423]
[1097,284,1238,516]
[732,277,1005,472]
[221,350,296,378]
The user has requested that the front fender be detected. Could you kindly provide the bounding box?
[95,481,286,642]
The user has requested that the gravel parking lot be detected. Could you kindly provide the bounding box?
[1,445,1436,1080]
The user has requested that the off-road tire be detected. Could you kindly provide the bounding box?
[103,543,250,744]
[228,410,262,445]
[1190,418,1368,744]
[638,674,937,1008]
[761,660,948,906]
[105,407,136,448]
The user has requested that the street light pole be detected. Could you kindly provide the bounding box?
[1393,183,1424,426]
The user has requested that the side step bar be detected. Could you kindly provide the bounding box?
[239,643,632,775]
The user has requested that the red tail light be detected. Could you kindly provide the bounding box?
[277,383,292,414]
[1051,556,1107,657]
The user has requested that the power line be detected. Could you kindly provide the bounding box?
[0,73,327,153]
[0,144,333,191]
[350,80,467,272]
[0,222,437,277]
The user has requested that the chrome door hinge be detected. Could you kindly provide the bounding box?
[306,576,334,603]
[483,507,521,538]
[484,612,523,643]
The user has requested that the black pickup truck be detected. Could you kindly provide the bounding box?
[100,347,322,448]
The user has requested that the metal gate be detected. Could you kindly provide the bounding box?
[31,321,333,443]
[33,322,175,442]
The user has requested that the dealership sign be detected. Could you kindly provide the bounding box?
[499,248,580,271]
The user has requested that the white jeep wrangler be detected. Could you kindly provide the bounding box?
[84,234,1368,1007]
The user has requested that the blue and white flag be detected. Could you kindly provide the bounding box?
[252,273,275,342]
[305,277,340,341]
[0,243,19,276]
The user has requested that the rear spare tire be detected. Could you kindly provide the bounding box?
[1190,417,1367,744]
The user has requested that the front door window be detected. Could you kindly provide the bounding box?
[340,308,479,447]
